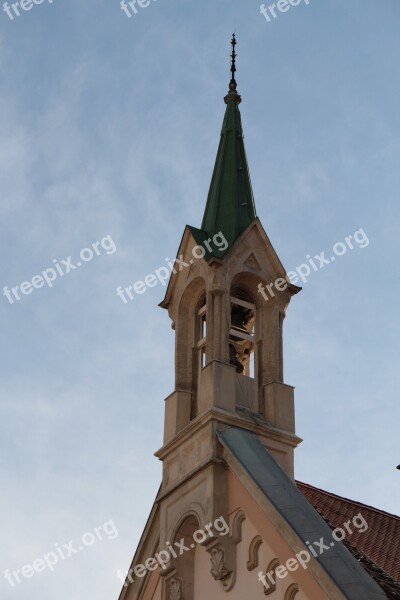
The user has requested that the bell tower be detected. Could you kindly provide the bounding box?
[155,35,302,599]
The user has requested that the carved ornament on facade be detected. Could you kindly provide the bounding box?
[209,545,231,580]
[168,576,183,600]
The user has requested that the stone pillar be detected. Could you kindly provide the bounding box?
[205,290,214,364]
[212,290,222,361]
[260,301,280,385]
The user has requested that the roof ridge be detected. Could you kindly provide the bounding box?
[296,481,400,521]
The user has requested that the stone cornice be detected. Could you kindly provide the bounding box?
[155,406,302,462]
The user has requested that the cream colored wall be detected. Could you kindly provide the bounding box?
[191,512,309,600]
[226,471,342,600]
[233,511,307,599]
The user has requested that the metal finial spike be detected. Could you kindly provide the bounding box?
[230,33,237,88]
[224,33,241,104]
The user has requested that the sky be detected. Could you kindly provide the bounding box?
[0,1,399,599]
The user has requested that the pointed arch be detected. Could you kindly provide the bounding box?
[170,505,204,545]
[167,511,202,600]
[176,277,206,420]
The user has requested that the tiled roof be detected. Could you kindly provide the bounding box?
[346,545,400,600]
[297,481,400,597]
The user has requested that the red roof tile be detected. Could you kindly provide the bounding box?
[297,481,400,585]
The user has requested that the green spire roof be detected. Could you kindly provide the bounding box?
[200,35,256,256]
[201,98,256,252]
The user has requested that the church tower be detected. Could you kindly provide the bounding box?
[158,34,301,479]
[154,34,301,597]
[118,36,390,600]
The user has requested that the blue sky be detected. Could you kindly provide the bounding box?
[1,1,399,599]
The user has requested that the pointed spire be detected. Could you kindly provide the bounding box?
[200,34,256,255]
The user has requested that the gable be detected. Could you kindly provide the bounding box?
[159,217,300,317]
[218,428,388,600]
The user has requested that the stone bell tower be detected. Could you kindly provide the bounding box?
[155,35,302,599]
